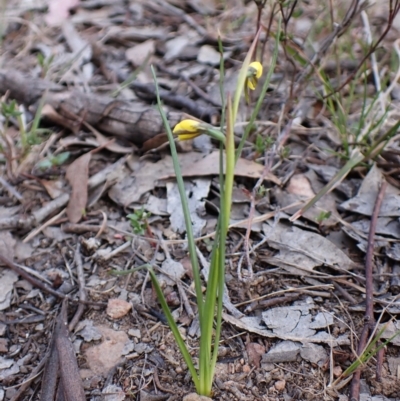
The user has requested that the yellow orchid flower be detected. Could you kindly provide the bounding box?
[246,61,263,90]
[244,61,263,104]
[172,119,202,140]
[173,119,226,143]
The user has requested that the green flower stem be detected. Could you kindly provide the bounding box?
[204,127,226,144]
[223,98,235,232]
[232,28,261,123]
[235,16,281,161]
[218,35,226,132]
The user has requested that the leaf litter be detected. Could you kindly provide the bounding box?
[1,1,400,401]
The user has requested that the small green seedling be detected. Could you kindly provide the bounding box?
[315,210,331,224]
[0,96,50,155]
[280,145,291,159]
[334,321,400,385]
[127,208,151,235]
[257,184,269,198]
[255,134,274,154]
[36,152,70,170]
[1,99,22,122]
[37,53,55,78]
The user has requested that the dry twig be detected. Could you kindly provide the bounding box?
[349,180,387,401]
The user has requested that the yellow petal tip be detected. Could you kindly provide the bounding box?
[173,119,201,135]
[249,61,263,79]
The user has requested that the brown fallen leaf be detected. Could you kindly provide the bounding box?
[41,300,86,401]
[66,152,91,223]
[56,311,86,401]
[40,179,66,199]
[246,342,265,369]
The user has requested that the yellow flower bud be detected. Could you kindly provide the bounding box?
[172,119,202,140]
[173,119,226,143]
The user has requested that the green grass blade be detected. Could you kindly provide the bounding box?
[199,243,220,395]
[151,66,204,320]
[342,323,400,378]
[365,119,400,160]
[210,206,227,382]
[148,268,200,390]
[218,35,226,131]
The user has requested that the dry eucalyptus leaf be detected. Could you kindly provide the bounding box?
[167,179,210,237]
[341,164,400,217]
[0,231,16,262]
[164,36,190,61]
[286,174,315,198]
[126,39,155,67]
[223,311,348,346]
[66,151,91,223]
[0,269,18,310]
[262,222,356,275]
[197,45,221,66]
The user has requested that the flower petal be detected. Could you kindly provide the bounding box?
[246,76,257,90]
[248,61,263,79]
[176,133,201,141]
[173,119,200,135]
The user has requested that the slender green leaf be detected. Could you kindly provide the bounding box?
[151,66,204,321]
[148,268,200,390]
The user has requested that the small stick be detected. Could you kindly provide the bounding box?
[333,282,357,304]
[0,176,23,201]
[365,182,387,323]
[244,293,300,313]
[177,282,195,319]
[389,263,400,294]
[63,223,104,234]
[68,242,87,331]
[23,208,66,243]
[153,368,175,394]
[376,345,384,382]
[349,181,387,401]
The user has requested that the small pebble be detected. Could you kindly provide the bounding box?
[106,299,132,319]
[242,364,251,373]
[128,329,141,339]
[333,365,342,377]
[274,379,286,391]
